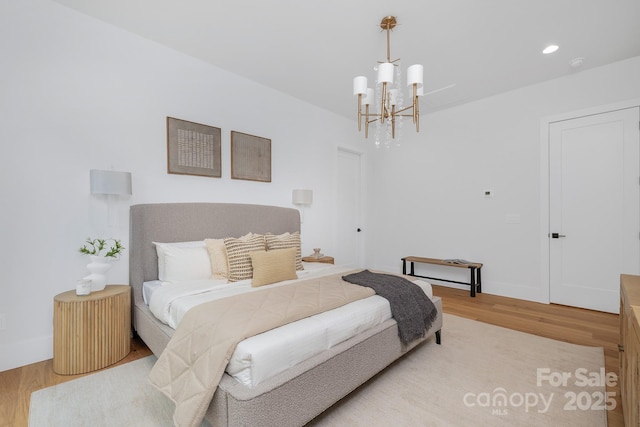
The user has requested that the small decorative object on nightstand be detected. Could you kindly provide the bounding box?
[75,278,91,296]
[302,249,334,264]
[78,238,125,292]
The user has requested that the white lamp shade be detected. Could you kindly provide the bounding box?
[292,189,313,205]
[90,170,132,195]
[353,76,368,95]
[377,63,394,84]
[389,89,398,106]
[407,64,424,88]
[362,88,374,105]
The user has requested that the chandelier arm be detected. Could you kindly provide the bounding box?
[391,105,396,139]
[394,105,414,114]
[413,84,420,131]
[413,83,418,124]
[365,104,370,138]
[357,94,362,132]
[380,82,387,124]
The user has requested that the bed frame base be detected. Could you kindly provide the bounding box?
[129,203,443,427]
[206,297,442,427]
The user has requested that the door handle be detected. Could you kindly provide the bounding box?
[550,233,566,238]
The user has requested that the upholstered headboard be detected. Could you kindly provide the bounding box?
[129,203,301,307]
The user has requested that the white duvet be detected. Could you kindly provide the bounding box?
[146,263,433,387]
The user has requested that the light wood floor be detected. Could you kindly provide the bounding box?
[0,285,623,427]
[434,285,623,427]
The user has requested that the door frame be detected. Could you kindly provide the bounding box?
[539,97,640,304]
[335,146,366,268]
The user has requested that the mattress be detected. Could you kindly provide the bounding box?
[146,263,433,387]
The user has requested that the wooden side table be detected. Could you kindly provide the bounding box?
[302,255,334,264]
[53,285,131,375]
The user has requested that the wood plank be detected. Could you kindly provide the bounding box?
[403,256,482,269]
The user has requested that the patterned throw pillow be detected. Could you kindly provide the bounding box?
[265,232,303,271]
[250,248,298,287]
[224,235,266,282]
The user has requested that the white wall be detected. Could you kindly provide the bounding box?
[365,55,640,302]
[0,0,361,371]
[3,0,640,373]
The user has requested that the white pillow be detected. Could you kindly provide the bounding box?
[163,245,212,283]
[153,241,206,281]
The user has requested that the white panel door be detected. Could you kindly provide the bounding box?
[335,148,363,268]
[549,107,640,313]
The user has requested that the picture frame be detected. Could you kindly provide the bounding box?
[230,131,271,182]
[167,117,221,178]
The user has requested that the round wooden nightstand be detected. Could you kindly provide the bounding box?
[302,255,334,264]
[53,285,131,375]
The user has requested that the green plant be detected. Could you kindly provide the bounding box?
[78,238,125,259]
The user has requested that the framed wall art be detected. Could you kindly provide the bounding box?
[230,131,271,182]
[167,117,221,178]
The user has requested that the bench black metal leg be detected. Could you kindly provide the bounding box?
[470,268,476,297]
[402,259,407,275]
[477,268,482,294]
[435,330,441,345]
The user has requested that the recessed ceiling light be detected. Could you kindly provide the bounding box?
[543,45,559,54]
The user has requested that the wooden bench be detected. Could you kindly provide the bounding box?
[402,256,483,297]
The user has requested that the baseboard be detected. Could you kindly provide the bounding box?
[479,280,548,304]
[0,335,52,372]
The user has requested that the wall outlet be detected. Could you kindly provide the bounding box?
[0,314,6,330]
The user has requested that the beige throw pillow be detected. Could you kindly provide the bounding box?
[204,238,228,279]
[250,247,298,287]
[265,232,303,271]
[224,235,266,282]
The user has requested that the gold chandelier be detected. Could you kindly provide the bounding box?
[353,16,423,147]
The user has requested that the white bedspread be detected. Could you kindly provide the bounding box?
[146,263,433,387]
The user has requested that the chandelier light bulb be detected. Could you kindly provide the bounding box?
[389,89,398,106]
[407,64,424,88]
[377,63,394,84]
[363,88,374,105]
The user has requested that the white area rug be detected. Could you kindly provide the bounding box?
[29,314,608,426]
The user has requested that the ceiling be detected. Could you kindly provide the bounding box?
[53,0,640,120]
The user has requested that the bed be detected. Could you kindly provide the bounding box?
[130,202,443,427]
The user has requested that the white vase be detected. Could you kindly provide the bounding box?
[83,255,113,292]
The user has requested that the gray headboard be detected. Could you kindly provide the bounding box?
[129,203,301,306]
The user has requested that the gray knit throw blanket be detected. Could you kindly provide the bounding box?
[342,270,437,346]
